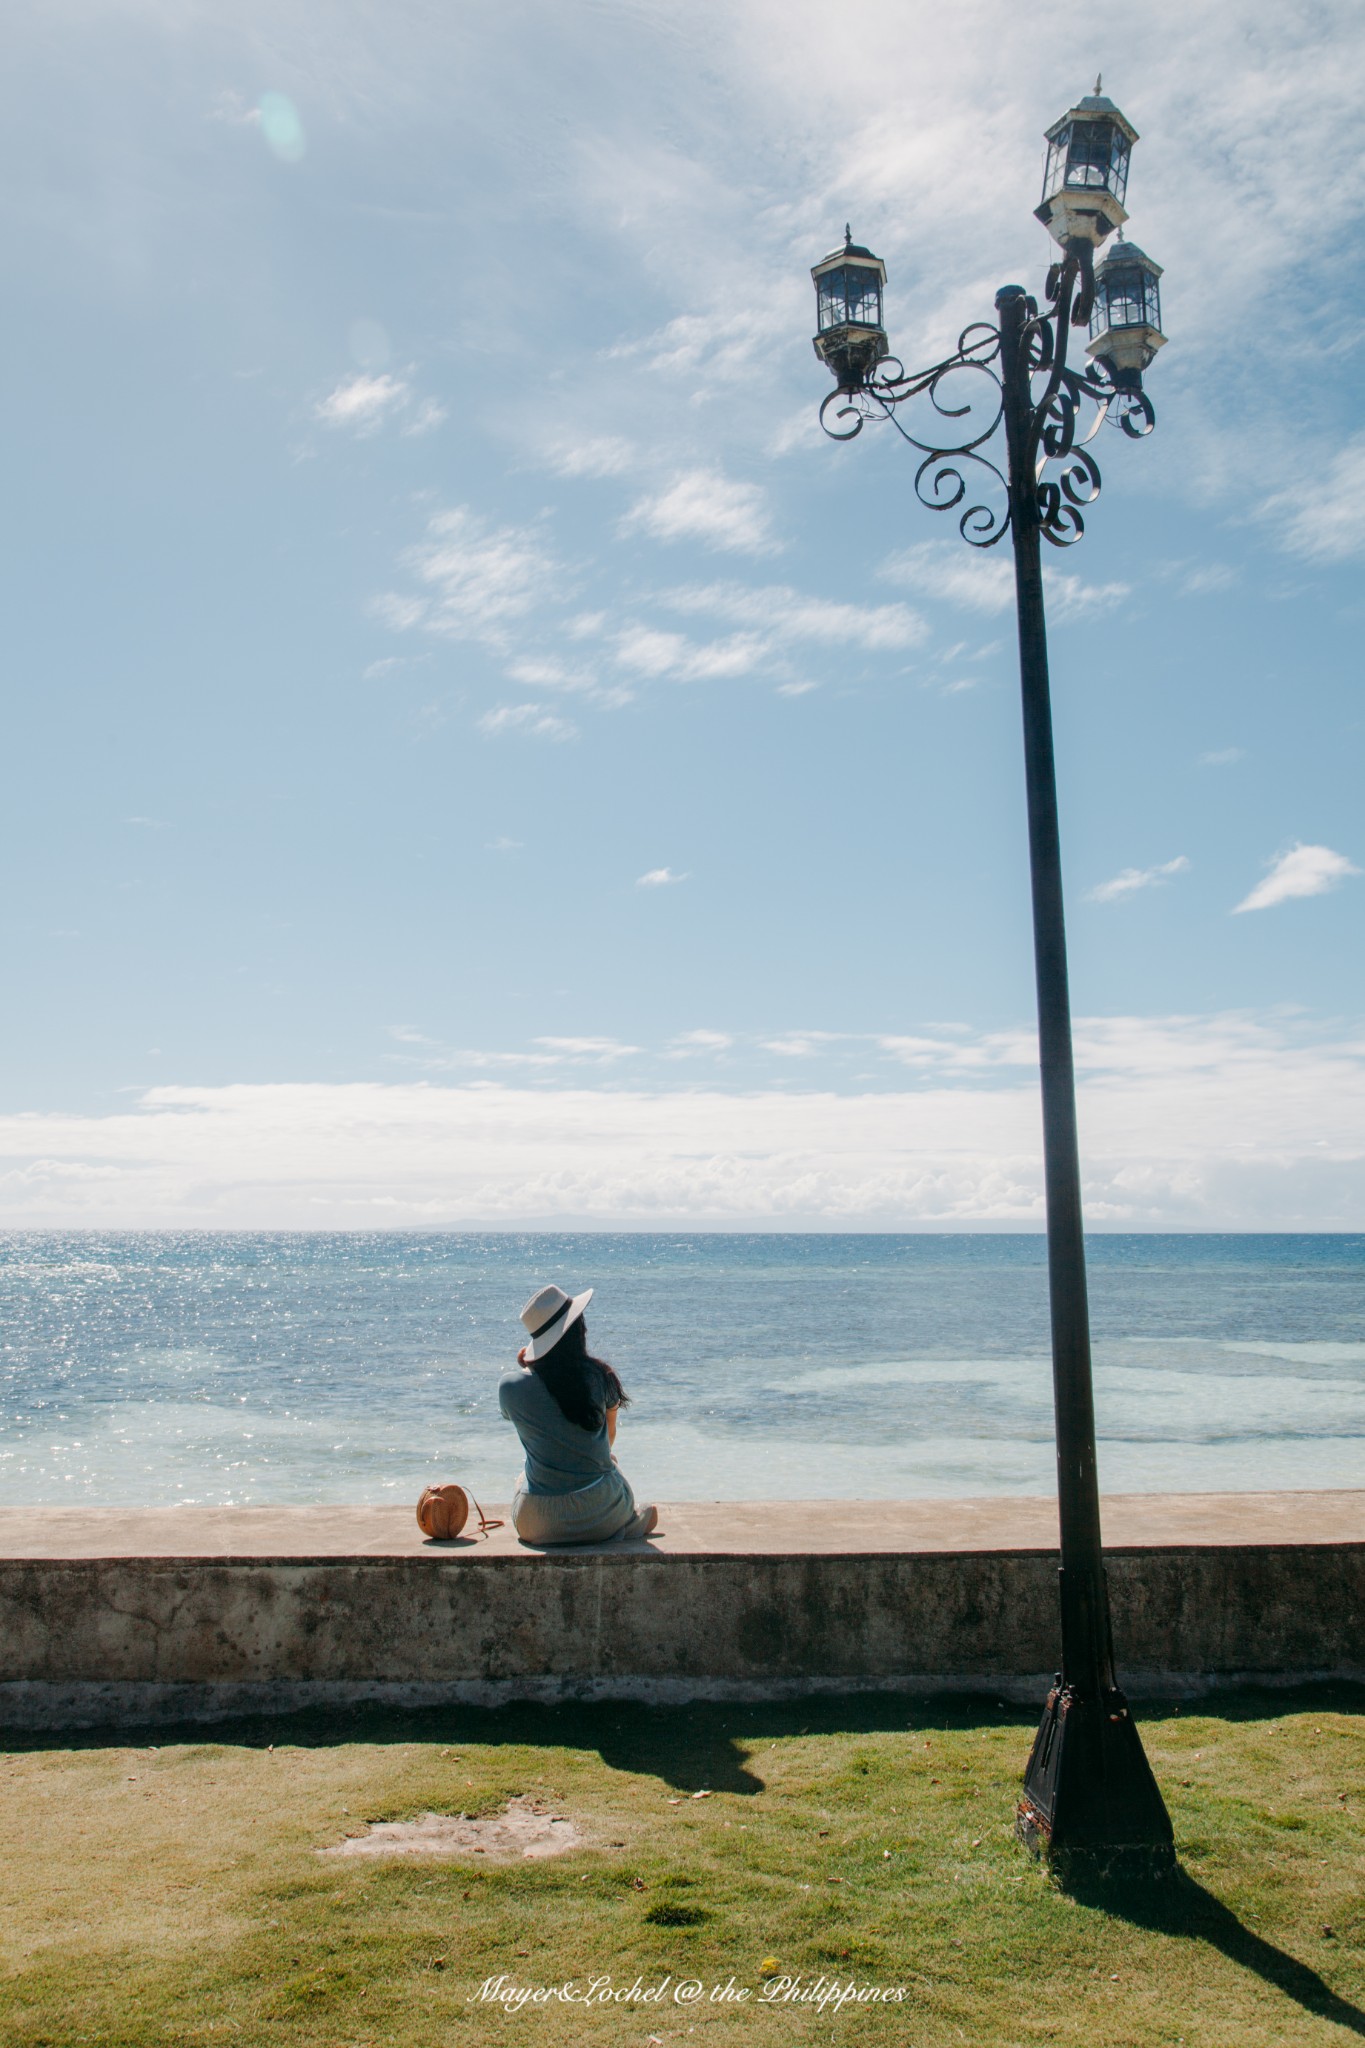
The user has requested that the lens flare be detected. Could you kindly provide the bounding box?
[258,91,305,163]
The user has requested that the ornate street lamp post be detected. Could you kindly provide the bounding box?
[811,84,1174,1881]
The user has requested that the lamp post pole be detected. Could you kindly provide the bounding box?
[810,87,1176,1877]
[995,277,1173,1877]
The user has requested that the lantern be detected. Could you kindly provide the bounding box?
[1035,80,1137,250]
[811,228,888,392]
[1087,239,1165,388]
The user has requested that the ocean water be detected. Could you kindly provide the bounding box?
[1,1233,1362,1507]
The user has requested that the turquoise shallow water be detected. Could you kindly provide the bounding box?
[1,1232,1362,1505]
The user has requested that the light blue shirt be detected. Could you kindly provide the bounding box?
[499,1366,614,1495]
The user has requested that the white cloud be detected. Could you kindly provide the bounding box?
[3,1009,1361,1227]
[314,372,410,432]
[637,867,687,887]
[668,1029,733,1054]
[1261,435,1365,563]
[477,702,577,742]
[370,592,428,632]
[1178,563,1239,597]
[545,434,636,479]
[1087,855,1190,905]
[663,581,926,652]
[598,582,924,697]
[881,542,1013,614]
[383,507,561,648]
[621,470,777,555]
[401,397,448,436]
[1234,843,1360,914]
[533,1036,638,1061]
[613,625,767,682]
[315,371,444,438]
[880,542,1127,622]
[1045,572,1132,624]
[1199,747,1244,767]
[504,656,596,693]
[504,654,634,710]
[762,1032,845,1058]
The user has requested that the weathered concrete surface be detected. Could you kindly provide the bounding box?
[1,1494,1361,1730]
[5,1489,1364,1559]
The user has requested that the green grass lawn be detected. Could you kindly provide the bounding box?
[2,1687,1363,2046]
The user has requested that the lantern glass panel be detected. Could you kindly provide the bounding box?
[1046,118,1131,205]
[1091,263,1161,337]
[817,264,882,332]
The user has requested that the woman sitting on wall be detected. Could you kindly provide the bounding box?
[499,1284,658,1546]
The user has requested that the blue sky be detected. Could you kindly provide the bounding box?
[2,0,1363,1227]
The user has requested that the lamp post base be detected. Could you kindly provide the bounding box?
[1017,1678,1176,1886]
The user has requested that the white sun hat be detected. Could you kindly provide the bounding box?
[519,1282,593,1360]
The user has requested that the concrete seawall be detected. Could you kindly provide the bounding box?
[2,1493,1362,1731]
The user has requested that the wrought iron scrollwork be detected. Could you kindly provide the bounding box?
[816,255,1156,551]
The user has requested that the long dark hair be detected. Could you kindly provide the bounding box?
[530,1316,629,1433]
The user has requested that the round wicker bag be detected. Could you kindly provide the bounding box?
[416,1484,503,1542]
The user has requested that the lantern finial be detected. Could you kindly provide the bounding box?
[1094,73,1102,93]
[844,224,852,248]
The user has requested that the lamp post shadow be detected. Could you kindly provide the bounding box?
[1065,1861,1365,2038]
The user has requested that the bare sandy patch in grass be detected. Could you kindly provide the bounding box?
[320,1793,582,1862]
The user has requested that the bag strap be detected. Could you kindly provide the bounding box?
[468,1493,504,1537]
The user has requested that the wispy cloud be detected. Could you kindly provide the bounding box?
[314,371,445,437]
[1261,434,1365,563]
[762,1031,846,1058]
[1234,843,1360,913]
[880,542,1013,614]
[1199,747,1244,767]
[315,372,410,431]
[545,434,636,479]
[880,542,1128,621]
[477,702,577,742]
[1178,563,1239,597]
[386,1028,636,1071]
[402,397,447,437]
[1087,856,1190,905]
[378,507,562,648]
[662,581,926,652]
[668,1029,733,1055]
[504,656,594,692]
[533,1036,638,1061]
[637,866,687,887]
[621,470,778,555]
[503,655,634,711]
[1045,571,1133,623]
[613,625,766,683]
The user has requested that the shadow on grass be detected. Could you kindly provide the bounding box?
[1070,1865,1365,2038]
[6,1681,1365,1788]
[1,1687,1042,1793]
